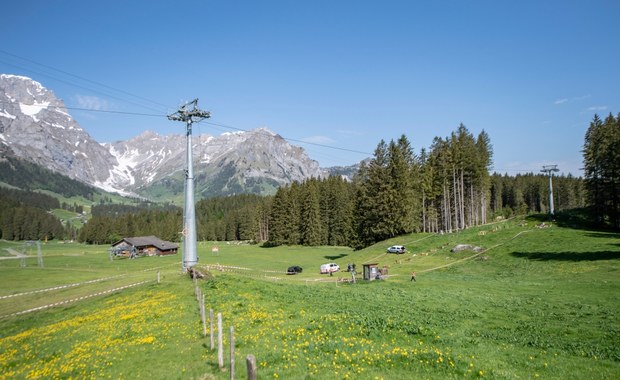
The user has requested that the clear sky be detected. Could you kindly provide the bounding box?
[1,0,618,176]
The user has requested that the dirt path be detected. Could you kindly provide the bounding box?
[0,248,26,260]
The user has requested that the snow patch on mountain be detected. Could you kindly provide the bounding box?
[0,109,16,119]
[1,74,340,198]
[19,101,49,121]
[105,145,138,186]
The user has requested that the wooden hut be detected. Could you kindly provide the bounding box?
[110,236,178,257]
[362,263,380,280]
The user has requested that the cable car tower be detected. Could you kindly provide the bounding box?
[541,164,560,217]
[168,99,210,271]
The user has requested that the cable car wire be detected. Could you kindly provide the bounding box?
[0,50,171,113]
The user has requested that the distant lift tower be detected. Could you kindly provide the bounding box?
[541,165,560,216]
[168,99,211,270]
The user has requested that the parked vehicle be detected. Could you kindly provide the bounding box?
[287,265,303,275]
[320,263,340,274]
[387,245,406,254]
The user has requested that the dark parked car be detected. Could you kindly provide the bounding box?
[287,265,303,275]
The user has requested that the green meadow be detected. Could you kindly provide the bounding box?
[0,216,618,379]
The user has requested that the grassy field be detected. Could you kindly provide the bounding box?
[0,216,618,379]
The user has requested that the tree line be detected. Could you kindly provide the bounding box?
[0,156,95,198]
[75,123,593,246]
[583,113,620,228]
[77,195,272,245]
[223,124,585,248]
[489,173,585,217]
[10,115,616,244]
[0,188,65,240]
[78,204,183,244]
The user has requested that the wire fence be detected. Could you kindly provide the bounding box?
[0,280,154,319]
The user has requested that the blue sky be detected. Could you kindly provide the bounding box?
[1,0,618,176]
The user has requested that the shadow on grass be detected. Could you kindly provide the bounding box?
[584,232,620,240]
[324,253,349,260]
[511,250,620,262]
[527,209,620,232]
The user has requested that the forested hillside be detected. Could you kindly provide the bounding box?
[490,173,585,216]
[77,123,588,247]
[0,156,141,242]
[3,119,608,245]
[77,195,271,244]
[0,156,96,198]
[268,126,495,248]
[78,204,182,244]
[0,187,65,240]
[268,125,585,249]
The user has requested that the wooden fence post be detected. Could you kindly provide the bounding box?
[157,270,160,284]
[246,354,257,380]
[230,326,235,380]
[217,313,224,370]
[201,294,207,337]
[210,309,214,350]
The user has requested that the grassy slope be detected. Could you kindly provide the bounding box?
[0,216,618,379]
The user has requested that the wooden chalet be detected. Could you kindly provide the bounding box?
[110,236,178,257]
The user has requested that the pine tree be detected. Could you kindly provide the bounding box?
[489,174,504,215]
[355,140,393,245]
[300,179,324,245]
[428,136,453,232]
[474,130,493,224]
[324,176,355,246]
[287,182,302,245]
[266,187,288,245]
[583,113,620,227]
[389,135,419,235]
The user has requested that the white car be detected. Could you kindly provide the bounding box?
[320,263,340,274]
[387,245,406,254]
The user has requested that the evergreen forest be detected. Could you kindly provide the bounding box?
[583,113,620,228]
[1,115,617,245]
[0,187,65,241]
[0,156,96,199]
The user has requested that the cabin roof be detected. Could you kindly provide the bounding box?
[111,235,178,251]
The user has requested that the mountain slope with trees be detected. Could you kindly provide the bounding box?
[77,122,595,247]
[0,187,65,240]
[270,125,496,248]
[4,119,597,246]
[0,156,96,199]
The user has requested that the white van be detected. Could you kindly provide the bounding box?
[320,263,340,274]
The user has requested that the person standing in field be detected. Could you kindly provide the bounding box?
[410,271,417,282]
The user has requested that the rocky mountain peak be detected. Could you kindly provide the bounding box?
[0,74,117,187]
[0,74,333,199]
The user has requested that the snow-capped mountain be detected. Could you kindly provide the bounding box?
[0,74,328,198]
[0,74,118,188]
[104,127,326,198]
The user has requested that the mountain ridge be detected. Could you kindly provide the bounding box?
[0,74,357,200]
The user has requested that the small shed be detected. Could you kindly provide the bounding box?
[363,263,380,281]
[111,236,178,257]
